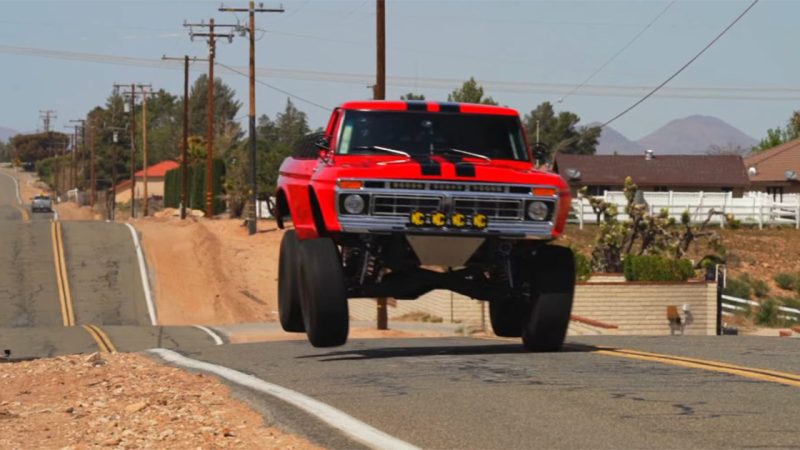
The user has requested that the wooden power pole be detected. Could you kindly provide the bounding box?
[375,0,388,331]
[219,1,284,235]
[186,19,235,218]
[114,83,152,218]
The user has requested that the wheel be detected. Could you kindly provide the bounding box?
[297,237,349,347]
[489,300,526,337]
[522,245,575,352]
[278,230,305,332]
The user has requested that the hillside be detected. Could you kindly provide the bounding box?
[594,124,646,155]
[0,126,18,142]
[636,115,757,154]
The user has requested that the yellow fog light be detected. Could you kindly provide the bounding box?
[472,214,488,229]
[451,213,467,228]
[410,211,426,226]
[431,212,447,227]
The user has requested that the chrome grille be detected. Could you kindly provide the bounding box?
[453,197,523,220]
[372,195,442,216]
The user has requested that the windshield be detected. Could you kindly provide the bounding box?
[337,110,529,161]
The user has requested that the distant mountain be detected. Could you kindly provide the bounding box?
[0,126,18,143]
[636,115,757,155]
[592,123,646,155]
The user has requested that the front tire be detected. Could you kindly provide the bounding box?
[278,230,304,332]
[522,245,575,352]
[297,237,349,347]
[489,300,526,337]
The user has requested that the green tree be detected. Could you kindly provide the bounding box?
[447,77,497,105]
[753,111,800,152]
[188,74,242,139]
[522,101,601,160]
[10,132,70,163]
[0,140,11,162]
[254,98,311,195]
[401,92,426,101]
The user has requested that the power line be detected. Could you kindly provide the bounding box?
[215,61,330,111]
[601,0,760,128]
[559,0,676,104]
[5,42,799,101]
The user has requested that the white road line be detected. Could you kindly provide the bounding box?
[149,348,420,450]
[0,170,22,205]
[192,325,224,346]
[125,223,157,326]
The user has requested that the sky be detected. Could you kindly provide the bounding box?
[1,0,799,143]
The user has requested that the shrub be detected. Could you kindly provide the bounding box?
[574,251,592,282]
[755,299,780,326]
[623,255,695,282]
[740,273,769,299]
[723,276,752,299]
[773,272,799,291]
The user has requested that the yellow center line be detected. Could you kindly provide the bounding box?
[82,325,110,353]
[475,336,800,388]
[595,347,800,388]
[89,325,118,353]
[51,220,75,326]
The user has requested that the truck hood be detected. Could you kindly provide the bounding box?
[328,155,567,188]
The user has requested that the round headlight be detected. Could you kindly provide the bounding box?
[343,194,365,214]
[527,201,549,221]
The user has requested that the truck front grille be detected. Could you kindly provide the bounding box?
[453,197,523,220]
[372,195,443,216]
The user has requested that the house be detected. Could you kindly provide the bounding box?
[743,138,800,201]
[115,160,179,204]
[553,151,750,197]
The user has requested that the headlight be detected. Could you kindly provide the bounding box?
[527,201,549,221]
[343,194,366,214]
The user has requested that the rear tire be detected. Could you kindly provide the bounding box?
[489,300,526,337]
[278,230,304,332]
[522,245,575,352]
[297,237,349,347]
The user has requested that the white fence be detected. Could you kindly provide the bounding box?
[721,294,800,322]
[571,191,800,229]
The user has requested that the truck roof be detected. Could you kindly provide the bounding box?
[338,100,519,117]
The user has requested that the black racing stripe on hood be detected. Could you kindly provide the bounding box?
[409,155,442,176]
[405,101,427,111]
[438,102,460,113]
[455,162,476,177]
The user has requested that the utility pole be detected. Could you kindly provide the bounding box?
[142,87,151,216]
[89,119,96,206]
[106,126,126,221]
[39,110,57,133]
[70,119,86,191]
[375,0,388,331]
[114,83,151,218]
[63,124,79,191]
[185,19,235,218]
[219,1,284,235]
[162,55,208,220]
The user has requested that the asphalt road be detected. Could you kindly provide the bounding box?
[187,335,800,450]
[0,168,220,358]
[2,167,800,449]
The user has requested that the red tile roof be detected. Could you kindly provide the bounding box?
[553,154,750,188]
[134,160,179,178]
[743,138,800,183]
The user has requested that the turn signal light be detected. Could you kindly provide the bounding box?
[338,180,364,189]
[532,187,557,197]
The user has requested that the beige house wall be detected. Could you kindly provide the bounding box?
[115,178,166,204]
[349,281,717,336]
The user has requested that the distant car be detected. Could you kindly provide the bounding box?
[31,195,53,213]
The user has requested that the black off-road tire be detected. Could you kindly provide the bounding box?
[278,230,305,332]
[522,245,576,352]
[297,237,349,347]
[489,300,526,337]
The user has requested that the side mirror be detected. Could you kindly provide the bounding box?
[531,143,548,165]
[314,136,331,151]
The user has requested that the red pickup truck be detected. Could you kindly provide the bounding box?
[275,100,575,351]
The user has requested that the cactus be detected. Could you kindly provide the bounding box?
[578,177,724,273]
